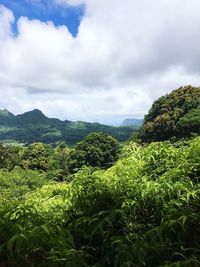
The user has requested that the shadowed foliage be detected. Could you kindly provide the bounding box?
[68,132,120,173]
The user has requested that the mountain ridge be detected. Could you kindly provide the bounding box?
[0,108,139,145]
[121,118,143,127]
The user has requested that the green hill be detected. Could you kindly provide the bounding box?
[0,109,138,145]
[141,85,200,141]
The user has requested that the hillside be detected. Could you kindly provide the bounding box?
[0,109,138,145]
[141,85,200,141]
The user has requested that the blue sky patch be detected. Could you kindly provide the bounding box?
[0,0,85,37]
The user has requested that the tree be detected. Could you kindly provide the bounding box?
[0,143,21,170]
[20,142,52,171]
[47,142,71,181]
[177,106,200,135]
[68,132,120,173]
[141,86,200,142]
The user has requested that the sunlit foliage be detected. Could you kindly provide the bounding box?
[141,86,200,141]
[0,137,200,266]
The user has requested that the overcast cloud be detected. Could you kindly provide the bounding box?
[0,0,200,125]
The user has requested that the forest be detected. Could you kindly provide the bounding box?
[0,109,137,145]
[0,86,200,267]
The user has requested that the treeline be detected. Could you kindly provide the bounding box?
[0,132,120,180]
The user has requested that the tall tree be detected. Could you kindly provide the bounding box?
[141,86,200,141]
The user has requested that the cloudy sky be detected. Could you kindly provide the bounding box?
[0,0,200,125]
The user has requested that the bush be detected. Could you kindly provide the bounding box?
[0,167,48,199]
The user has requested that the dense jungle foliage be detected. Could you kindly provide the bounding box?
[0,86,200,266]
[0,135,200,266]
[141,86,200,141]
[0,133,120,179]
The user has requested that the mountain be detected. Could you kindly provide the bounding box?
[0,109,138,145]
[15,109,49,126]
[0,109,15,125]
[0,109,14,117]
[121,118,143,127]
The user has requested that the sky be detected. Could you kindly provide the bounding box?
[0,0,200,125]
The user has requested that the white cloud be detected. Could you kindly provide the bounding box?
[0,1,200,125]
[0,5,14,39]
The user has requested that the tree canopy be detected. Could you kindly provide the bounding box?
[141,85,200,141]
[68,132,120,173]
[20,142,53,171]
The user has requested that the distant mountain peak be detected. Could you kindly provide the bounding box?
[121,118,143,127]
[15,109,48,126]
[0,107,137,145]
[23,109,46,116]
[0,109,14,117]
[32,108,44,113]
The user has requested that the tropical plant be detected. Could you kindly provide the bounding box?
[0,137,200,266]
